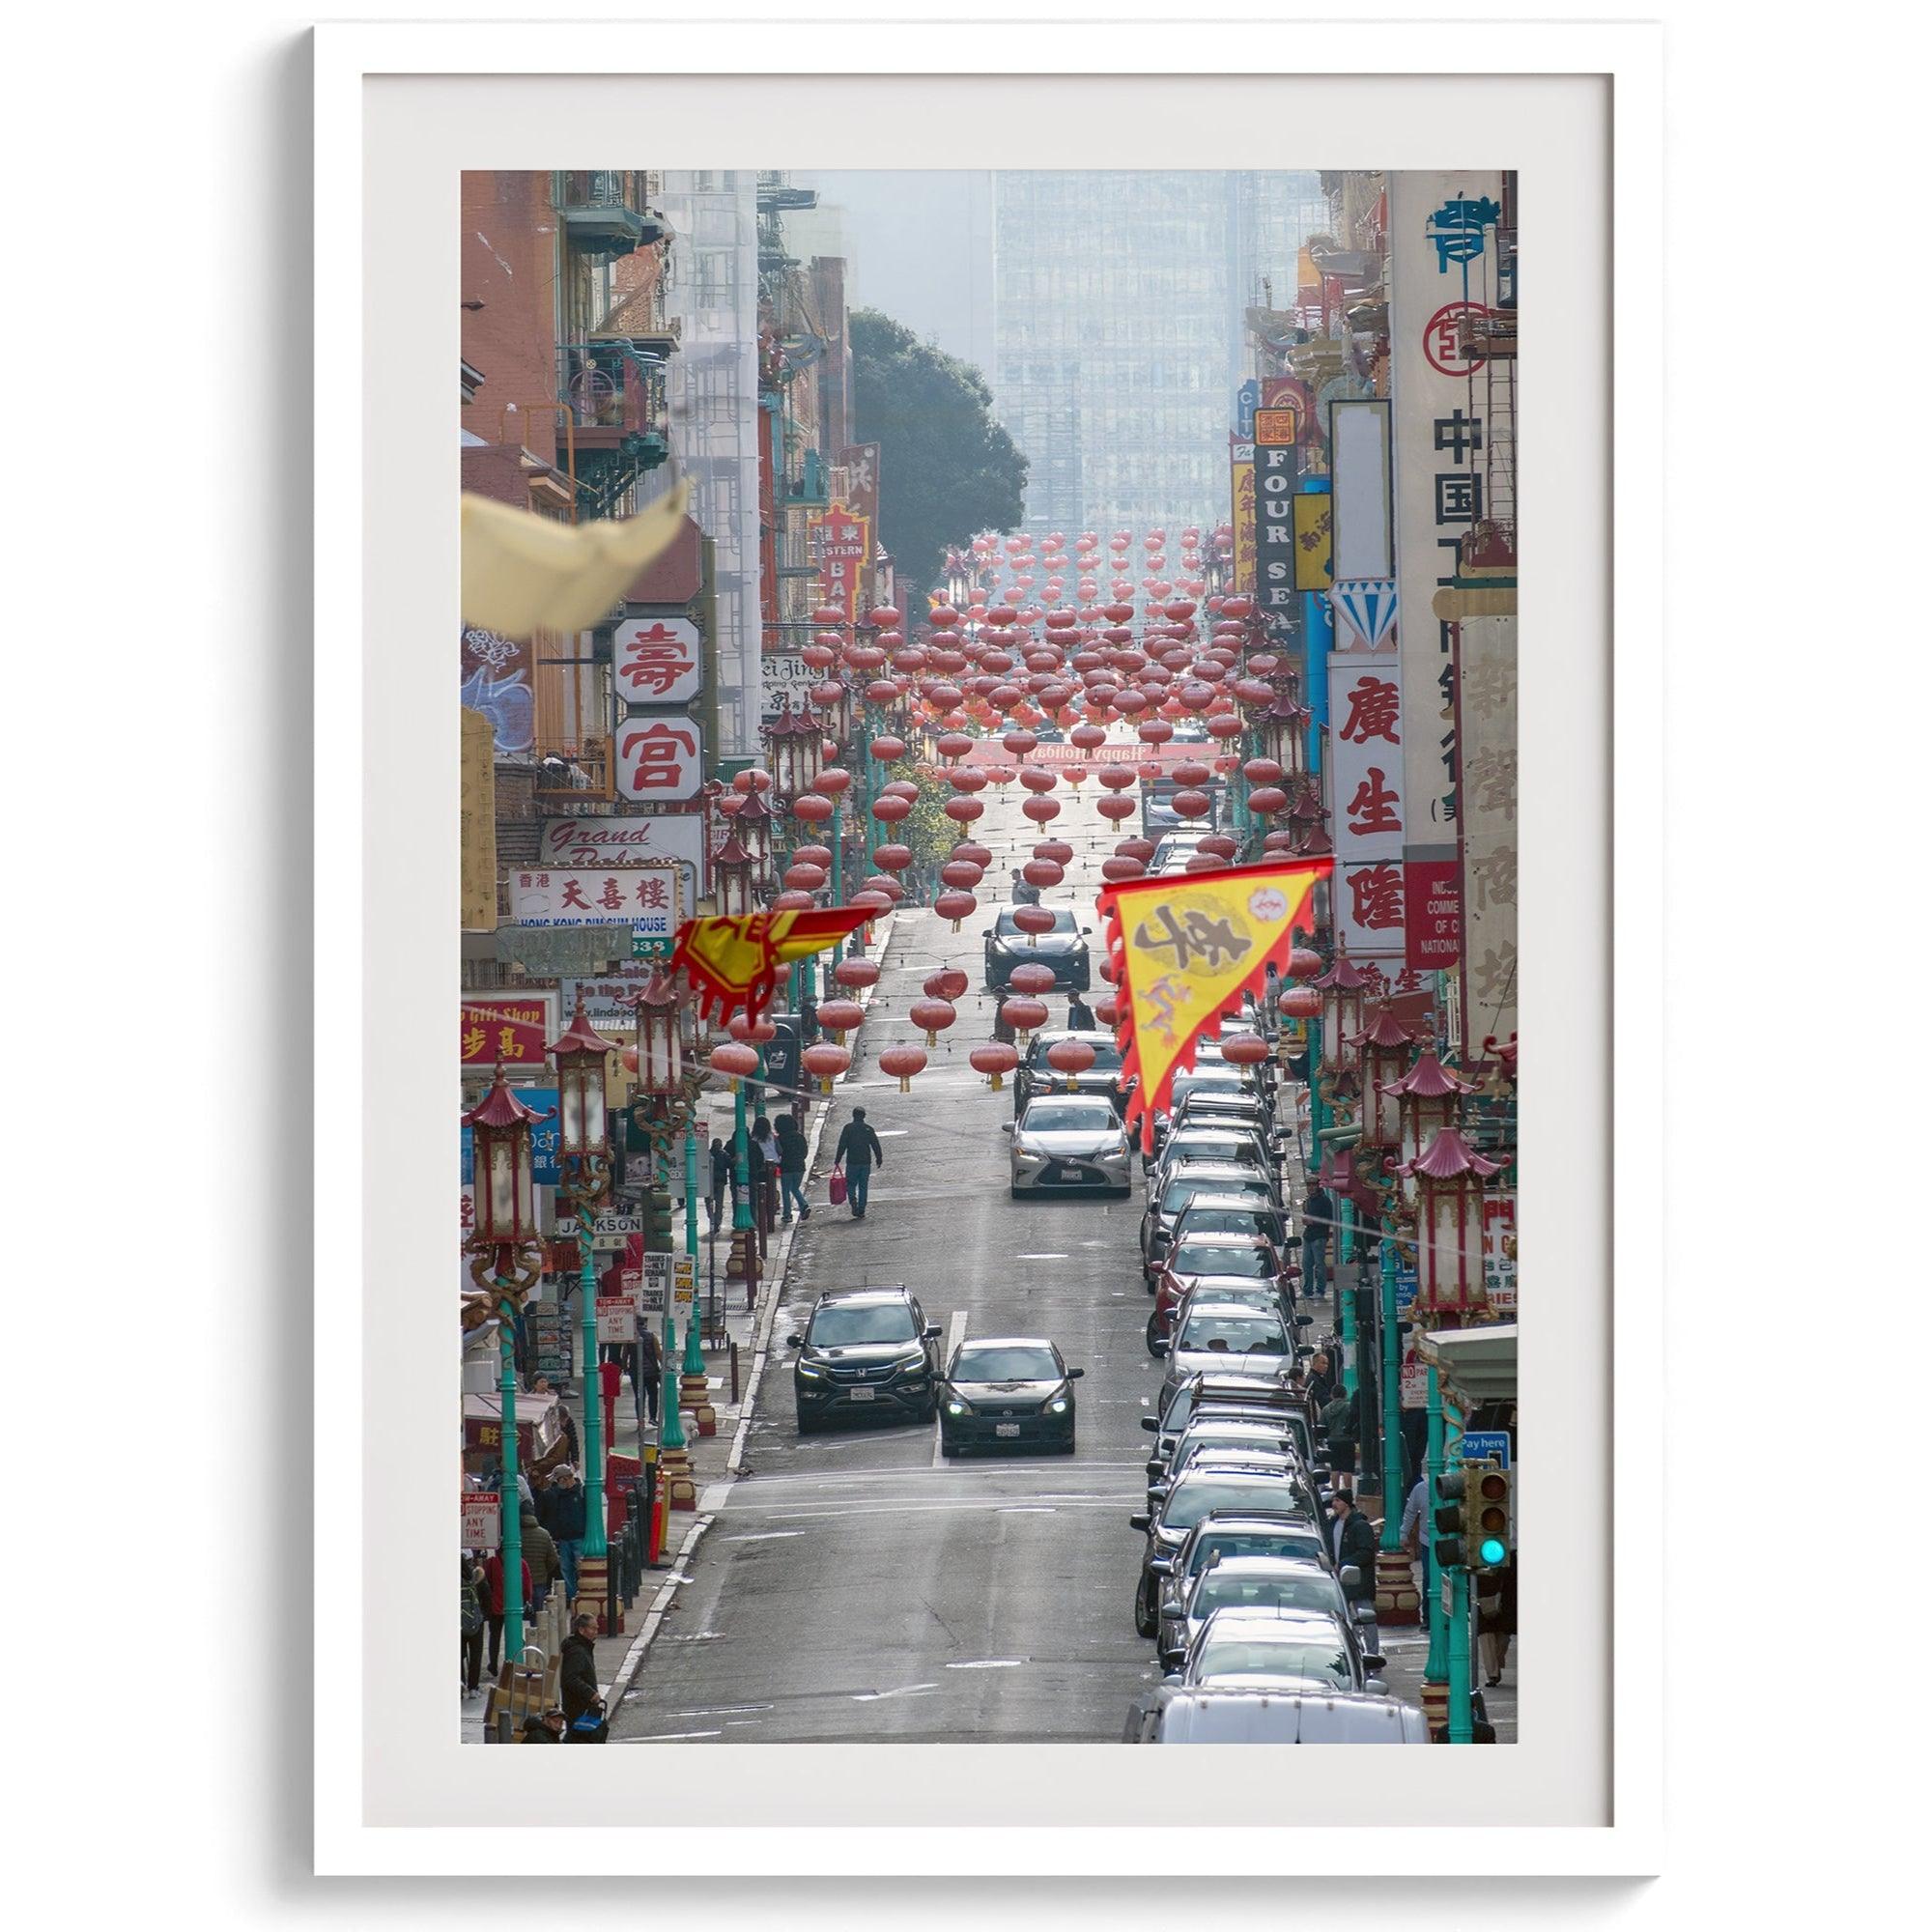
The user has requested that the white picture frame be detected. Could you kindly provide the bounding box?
[316,14,1661,1878]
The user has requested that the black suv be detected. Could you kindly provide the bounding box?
[984,905,1092,991]
[1012,1027,1135,1118]
[788,1287,942,1434]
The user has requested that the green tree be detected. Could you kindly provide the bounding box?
[850,308,1027,600]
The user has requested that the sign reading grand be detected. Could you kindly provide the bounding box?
[612,615,703,706]
[539,813,704,872]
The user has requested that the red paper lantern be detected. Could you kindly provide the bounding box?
[728,1012,777,1044]
[1000,996,1049,1036]
[877,1044,928,1093]
[935,889,978,929]
[873,794,914,824]
[872,842,914,873]
[1022,796,1062,824]
[1115,837,1155,863]
[1022,859,1064,889]
[1045,1037,1096,1074]
[782,862,827,893]
[940,859,984,890]
[1246,786,1290,816]
[1008,961,1058,995]
[816,999,866,1037]
[708,1042,760,1082]
[1219,1034,1271,1067]
[953,841,994,868]
[1011,905,1057,936]
[944,796,985,824]
[869,734,908,763]
[908,997,957,1046]
[924,968,969,1002]
[1197,834,1237,860]
[970,1042,1019,1091]
[1101,855,1146,882]
[802,1041,851,1091]
[1097,795,1136,822]
[834,958,879,991]
[1287,947,1323,980]
[1171,788,1212,819]
[790,792,835,823]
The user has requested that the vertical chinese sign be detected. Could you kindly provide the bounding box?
[460,706,497,932]
[1329,653,1406,980]
[1230,441,1256,594]
[812,502,870,627]
[1388,168,1508,1015]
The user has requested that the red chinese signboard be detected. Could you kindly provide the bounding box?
[460,995,555,1067]
[612,615,703,705]
[1406,858,1463,969]
[813,503,870,625]
[614,715,703,802]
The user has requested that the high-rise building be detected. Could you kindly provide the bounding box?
[990,170,1326,534]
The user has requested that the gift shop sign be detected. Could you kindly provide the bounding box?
[460,994,558,1068]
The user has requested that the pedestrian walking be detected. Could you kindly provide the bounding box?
[461,1551,486,1693]
[1328,1490,1379,1647]
[479,1545,529,1676]
[637,1324,663,1425]
[1009,867,1042,905]
[775,1112,811,1223]
[991,989,1017,1046]
[751,1113,779,1226]
[1320,1381,1359,1481]
[538,1464,587,1604]
[832,1106,885,1219]
[1399,1470,1432,1622]
[1306,1348,1340,1411]
[1065,990,1096,1031]
[519,1503,562,1612]
[707,1136,731,1233]
[560,1612,608,1740]
[1478,1563,1517,1686]
[1301,1179,1334,1302]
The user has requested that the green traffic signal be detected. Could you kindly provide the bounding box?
[1478,1536,1508,1566]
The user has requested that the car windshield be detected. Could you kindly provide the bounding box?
[1187,1529,1324,1577]
[1173,1241,1271,1278]
[1024,1103,1117,1133]
[1162,1475,1290,1531]
[1180,1209,1279,1240]
[809,1303,917,1347]
[1192,1573,1343,1620]
[953,1344,1060,1382]
[1162,1176,1270,1214]
[1177,1432,1290,1466]
[1176,1314,1288,1355]
[1192,1634,1353,1690]
[996,907,1078,935]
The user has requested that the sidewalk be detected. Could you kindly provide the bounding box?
[461,911,898,1742]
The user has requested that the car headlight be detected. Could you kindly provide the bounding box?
[796,1362,828,1380]
[945,1398,972,1416]
[1047,1397,1068,1414]
[894,1350,927,1376]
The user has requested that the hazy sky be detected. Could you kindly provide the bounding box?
[801,171,996,375]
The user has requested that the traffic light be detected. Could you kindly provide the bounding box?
[1466,1462,1512,1573]
[642,1186,673,1253]
[1432,1468,1468,1569]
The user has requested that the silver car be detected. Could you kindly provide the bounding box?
[1006,1094,1133,1198]
[1158,1300,1296,1404]
[1158,1554,1371,1672]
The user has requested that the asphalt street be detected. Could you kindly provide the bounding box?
[610,785,1170,1744]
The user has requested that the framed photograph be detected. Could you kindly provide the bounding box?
[317,14,1660,1877]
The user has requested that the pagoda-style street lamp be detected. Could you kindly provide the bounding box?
[548,997,618,1589]
[1399,1127,1502,1318]
[1258,691,1311,783]
[461,1067,553,1670]
[1352,1004,1414,1151]
[730,786,776,886]
[712,833,757,918]
[1388,1050,1481,1205]
[763,696,825,803]
[1314,945,1370,1072]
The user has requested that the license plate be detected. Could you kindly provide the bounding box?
[847,1386,877,1402]
[995,1422,1021,1437]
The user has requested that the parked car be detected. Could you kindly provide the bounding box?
[1145,1373,1320,1469]
[1157,1555,1371,1672]
[788,1287,942,1434]
[985,905,1091,991]
[1124,1688,1428,1744]
[1146,1417,1309,1498]
[1013,1028,1133,1118]
[939,1335,1083,1456]
[1151,1124,1276,1182]
[1170,1604,1382,1694]
[1148,1507,1334,1635]
[1144,1192,1297,1288]
[1006,1095,1133,1198]
[1128,1462,1318,1635]
[1140,1166,1282,1282]
[1148,1234,1298,1351]
[1156,1302,1297,1405]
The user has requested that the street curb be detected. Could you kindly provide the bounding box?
[603,910,902,1703]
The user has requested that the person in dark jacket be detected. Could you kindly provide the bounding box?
[1321,1381,1360,1480]
[637,1324,663,1425]
[1065,990,1097,1031]
[833,1107,885,1219]
[479,1547,529,1675]
[707,1137,732,1232]
[519,1504,562,1612]
[538,1465,588,1603]
[560,1613,604,1725]
[1306,1349,1340,1410]
[1300,1182,1334,1302]
[775,1113,810,1223]
[1329,1490,1379,1606]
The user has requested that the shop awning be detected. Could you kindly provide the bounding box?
[1417,1322,1517,1408]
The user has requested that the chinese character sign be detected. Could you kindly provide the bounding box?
[508,866,682,939]
[1230,448,1257,593]
[812,503,870,625]
[1330,654,1406,890]
[460,995,556,1067]
[1388,169,1505,834]
[612,614,703,706]
[1097,860,1329,1151]
[614,717,703,802]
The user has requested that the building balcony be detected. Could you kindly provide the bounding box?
[558,172,668,262]
[531,738,614,808]
[557,340,673,519]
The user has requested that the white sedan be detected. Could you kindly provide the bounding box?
[1006,1095,1134,1198]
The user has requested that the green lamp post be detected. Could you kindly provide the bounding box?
[461,1066,551,1675]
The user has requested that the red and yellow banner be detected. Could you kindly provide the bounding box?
[671,908,871,1024]
[1097,860,1330,1151]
